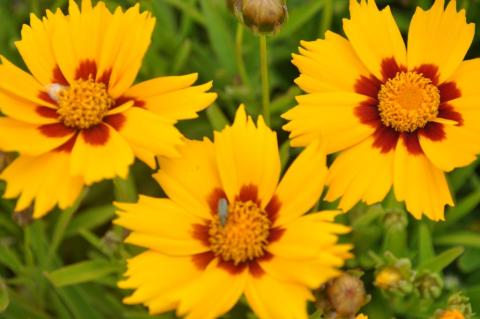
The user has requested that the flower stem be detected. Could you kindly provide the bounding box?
[259,35,271,126]
[235,24,250,87]
[319,0,333,37]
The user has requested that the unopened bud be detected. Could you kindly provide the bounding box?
[436,310,465,319]
[239,0,287,34]
[13,206,34,227]
[356,314,368,319]
[415,272,443,300]
[327,273,367,317]
[373,252,414,295]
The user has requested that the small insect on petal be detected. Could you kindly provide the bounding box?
[47,83,66,102]
[217,198,229,226]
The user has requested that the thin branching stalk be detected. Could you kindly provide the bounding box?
[259,35,271,126]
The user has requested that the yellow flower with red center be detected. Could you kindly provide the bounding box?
[0,0,216,218]
[283,0,480,220]
[116,106,351,319]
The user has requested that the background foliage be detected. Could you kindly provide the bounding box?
[1,0,480,318]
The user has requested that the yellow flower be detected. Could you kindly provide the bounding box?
[116,106,351,319]
[0,0,216,218]
[283,0,479,220]
[374,266,402,289]
[438,309,464,319]
[356,314,368,319]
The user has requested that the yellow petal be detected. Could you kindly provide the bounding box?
[0,118,74,156]
[0,89,58,124]
[154,138,220,220]
[116,196,208,256]
[268,213,350,260]
[419,124,480,172]
[393,138,453,221]
[214,105,280,207]
[274,141,327,226]
[448,58,480,97]
[407,0,474,83]
[15,14,57,85]
[176,263,246,319]
[282,91,374,153]
[132,81,217,121]
[293,31,370,93]
[111,107,183,158]
[343,0,406,80]
[1,151,84,218]
[70,123,134,184]
[245,273,311,319]
[119,251,202,313]
[326,136,394,211]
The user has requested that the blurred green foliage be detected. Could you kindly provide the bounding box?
[1,0,480,318]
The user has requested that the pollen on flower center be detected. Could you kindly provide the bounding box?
[209,199,271,265]
[377,71,440,132]
[55,78,113,129]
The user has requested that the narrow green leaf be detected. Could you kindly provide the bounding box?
[200,0,236,76]
[206,103,230,131]
[443,191,480,227]
[171,40,192,74]
[0,278,9,313]
[275,1,324,41]
[279,141,290,173]
[0,244,24,274]
[46,260,119,288]
[54,286,103,319]
[418,222,435,265]
[458,248,480,273]
[352,204,384,229]
[435,232,480,249]
[65,205,116,238]
[418,246,464,273]
[164,0,206,26]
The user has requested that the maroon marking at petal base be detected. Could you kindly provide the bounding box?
[381,57,407,82]
[268,227,285,244]
[402,132,422,155]
[104,113,126,131]
[98,69,112,86]
[439,82,461,103]
[372,125,399,154]
[438,103,464,126]
[248,260,265,277]
[192,252,215,270]
[192,223,210,247]
[208,188,228,215]
[54,133,78,153]
[413,64,439,85]
[419,122,445,142]
[38,123,75,137]
[75,60,97,80]
[82,123,110,146]
[265,195,281,223]
[236,184,259,204]
[354,75,381,98]
[52,65,69,86]
[38,91,58,105]
[36,106,58,119]
[218,259,248,275]
[354,101,380,127]
[112,96,146,111]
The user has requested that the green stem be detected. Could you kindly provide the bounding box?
[113,173,138,203]
[259,35,271,126]
[235,24,250,87]
[46,189,87,267]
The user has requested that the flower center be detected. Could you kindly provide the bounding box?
[209,199,271,265]
[55,78,113,129]
[378,71,440,132]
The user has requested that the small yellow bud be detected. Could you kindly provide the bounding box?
[241,0,287,34]
[374,267,402,289]
[356,314,368,319]
[437,309,464,319]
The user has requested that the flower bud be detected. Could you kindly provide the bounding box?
[327,273,367,317]
[436,310,465,319]
[373,252,414,296]
[240,0,287,34]
[414,272,443,300]
[356,314,368,319]
[434,292,473,319]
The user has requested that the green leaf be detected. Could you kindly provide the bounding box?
[435,231,480,249]
[54,285,103,319]
[65,205,116,238]
[0,278,9,313]
[417,222,435,265]
[458,248,480,273]
[200,0,236,76]
[46,260,119,288]
[443,190,480,227]
[206,103,230,131]
[275,1,324,41]
[418,246,464,273]
[0,243,24,274]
